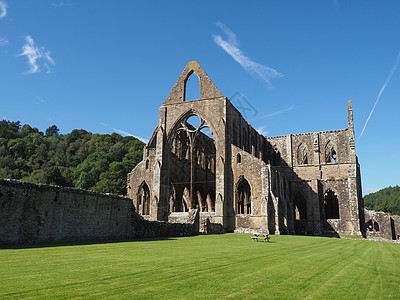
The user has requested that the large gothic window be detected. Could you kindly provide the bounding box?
[236,177,251,214]
[297,143,308,165]
[324,190,340,219]
[168,114,216,212]
[138,182,150,215]
[325,141,337,163]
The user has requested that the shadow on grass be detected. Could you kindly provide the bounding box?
[0,236,179,250]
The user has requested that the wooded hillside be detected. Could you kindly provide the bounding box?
[364,186,400,215]
[0,120,145,195]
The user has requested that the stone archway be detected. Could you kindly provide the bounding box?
[137,182,150,215]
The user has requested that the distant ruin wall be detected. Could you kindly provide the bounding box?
[363,209,400,241]
[0,179,197,245]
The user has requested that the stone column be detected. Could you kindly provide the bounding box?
[274,197,280,234]
[310,179,321,235]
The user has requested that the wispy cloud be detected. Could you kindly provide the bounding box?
[256,126,269,136]
[100,122,149,143]
[18,35,55,74]
[213,22,283,87]
[255,105,295,120]
[0,1,7,19]
[364,187,380,195]
[358,50,400,141]
[51,2,65,7]
[0,37,8,46]
[51,1,77,8]
[34,96,45,105]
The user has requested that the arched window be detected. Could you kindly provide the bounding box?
[236,177,251,214]
[325,141,337,163]
[297,143,308,165]
[137,182,150,215]
[324,190,340,219]
[184,72,200,101]
[365,219,380,232]
[145,159,149,169]
[237,153,241,163]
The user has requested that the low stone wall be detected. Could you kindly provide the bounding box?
[0,179,198,245]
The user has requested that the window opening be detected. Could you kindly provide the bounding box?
[185,72,200,101]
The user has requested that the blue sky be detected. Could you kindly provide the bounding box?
[1,1,399,195]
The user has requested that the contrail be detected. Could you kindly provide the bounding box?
[358,50,400,141]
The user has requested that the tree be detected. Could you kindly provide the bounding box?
[73,152,109,190]
[0,120,145,194]
[45,125,60,137]
[0,120,20,139]
[92,171,127,195]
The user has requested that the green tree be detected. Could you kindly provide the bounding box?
[92,170,127,195]
[45,125,60,137]
[73,152,109,190]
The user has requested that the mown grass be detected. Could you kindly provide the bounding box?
[1,234,400,299]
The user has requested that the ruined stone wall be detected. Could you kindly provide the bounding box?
[0,179,198,245]
[363,209,393,240]
[0,179,136,244]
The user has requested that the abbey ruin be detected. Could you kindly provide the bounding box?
[1,61,399,245]
[128,61,399,239]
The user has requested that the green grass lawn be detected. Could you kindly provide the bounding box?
[1,234,400,299]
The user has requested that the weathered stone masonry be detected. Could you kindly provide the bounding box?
[128,61,400,239]
[0,179,199,244]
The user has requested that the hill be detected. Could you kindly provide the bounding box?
[0,120,145,195]
[364,186,400,215]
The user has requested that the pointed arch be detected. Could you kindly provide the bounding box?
[167,109,218,145]
[297,143,308,165]
[137,181,150,215]
[236,176,251,214]
[324,189,340,219]
[325,141,337,163]
[184,71,200,101]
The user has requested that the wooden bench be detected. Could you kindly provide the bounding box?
[251,233,270,243]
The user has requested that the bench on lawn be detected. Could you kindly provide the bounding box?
[251,233,270,243]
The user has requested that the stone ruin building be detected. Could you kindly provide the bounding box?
[2,61,400,245]
[127,61,369,237]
